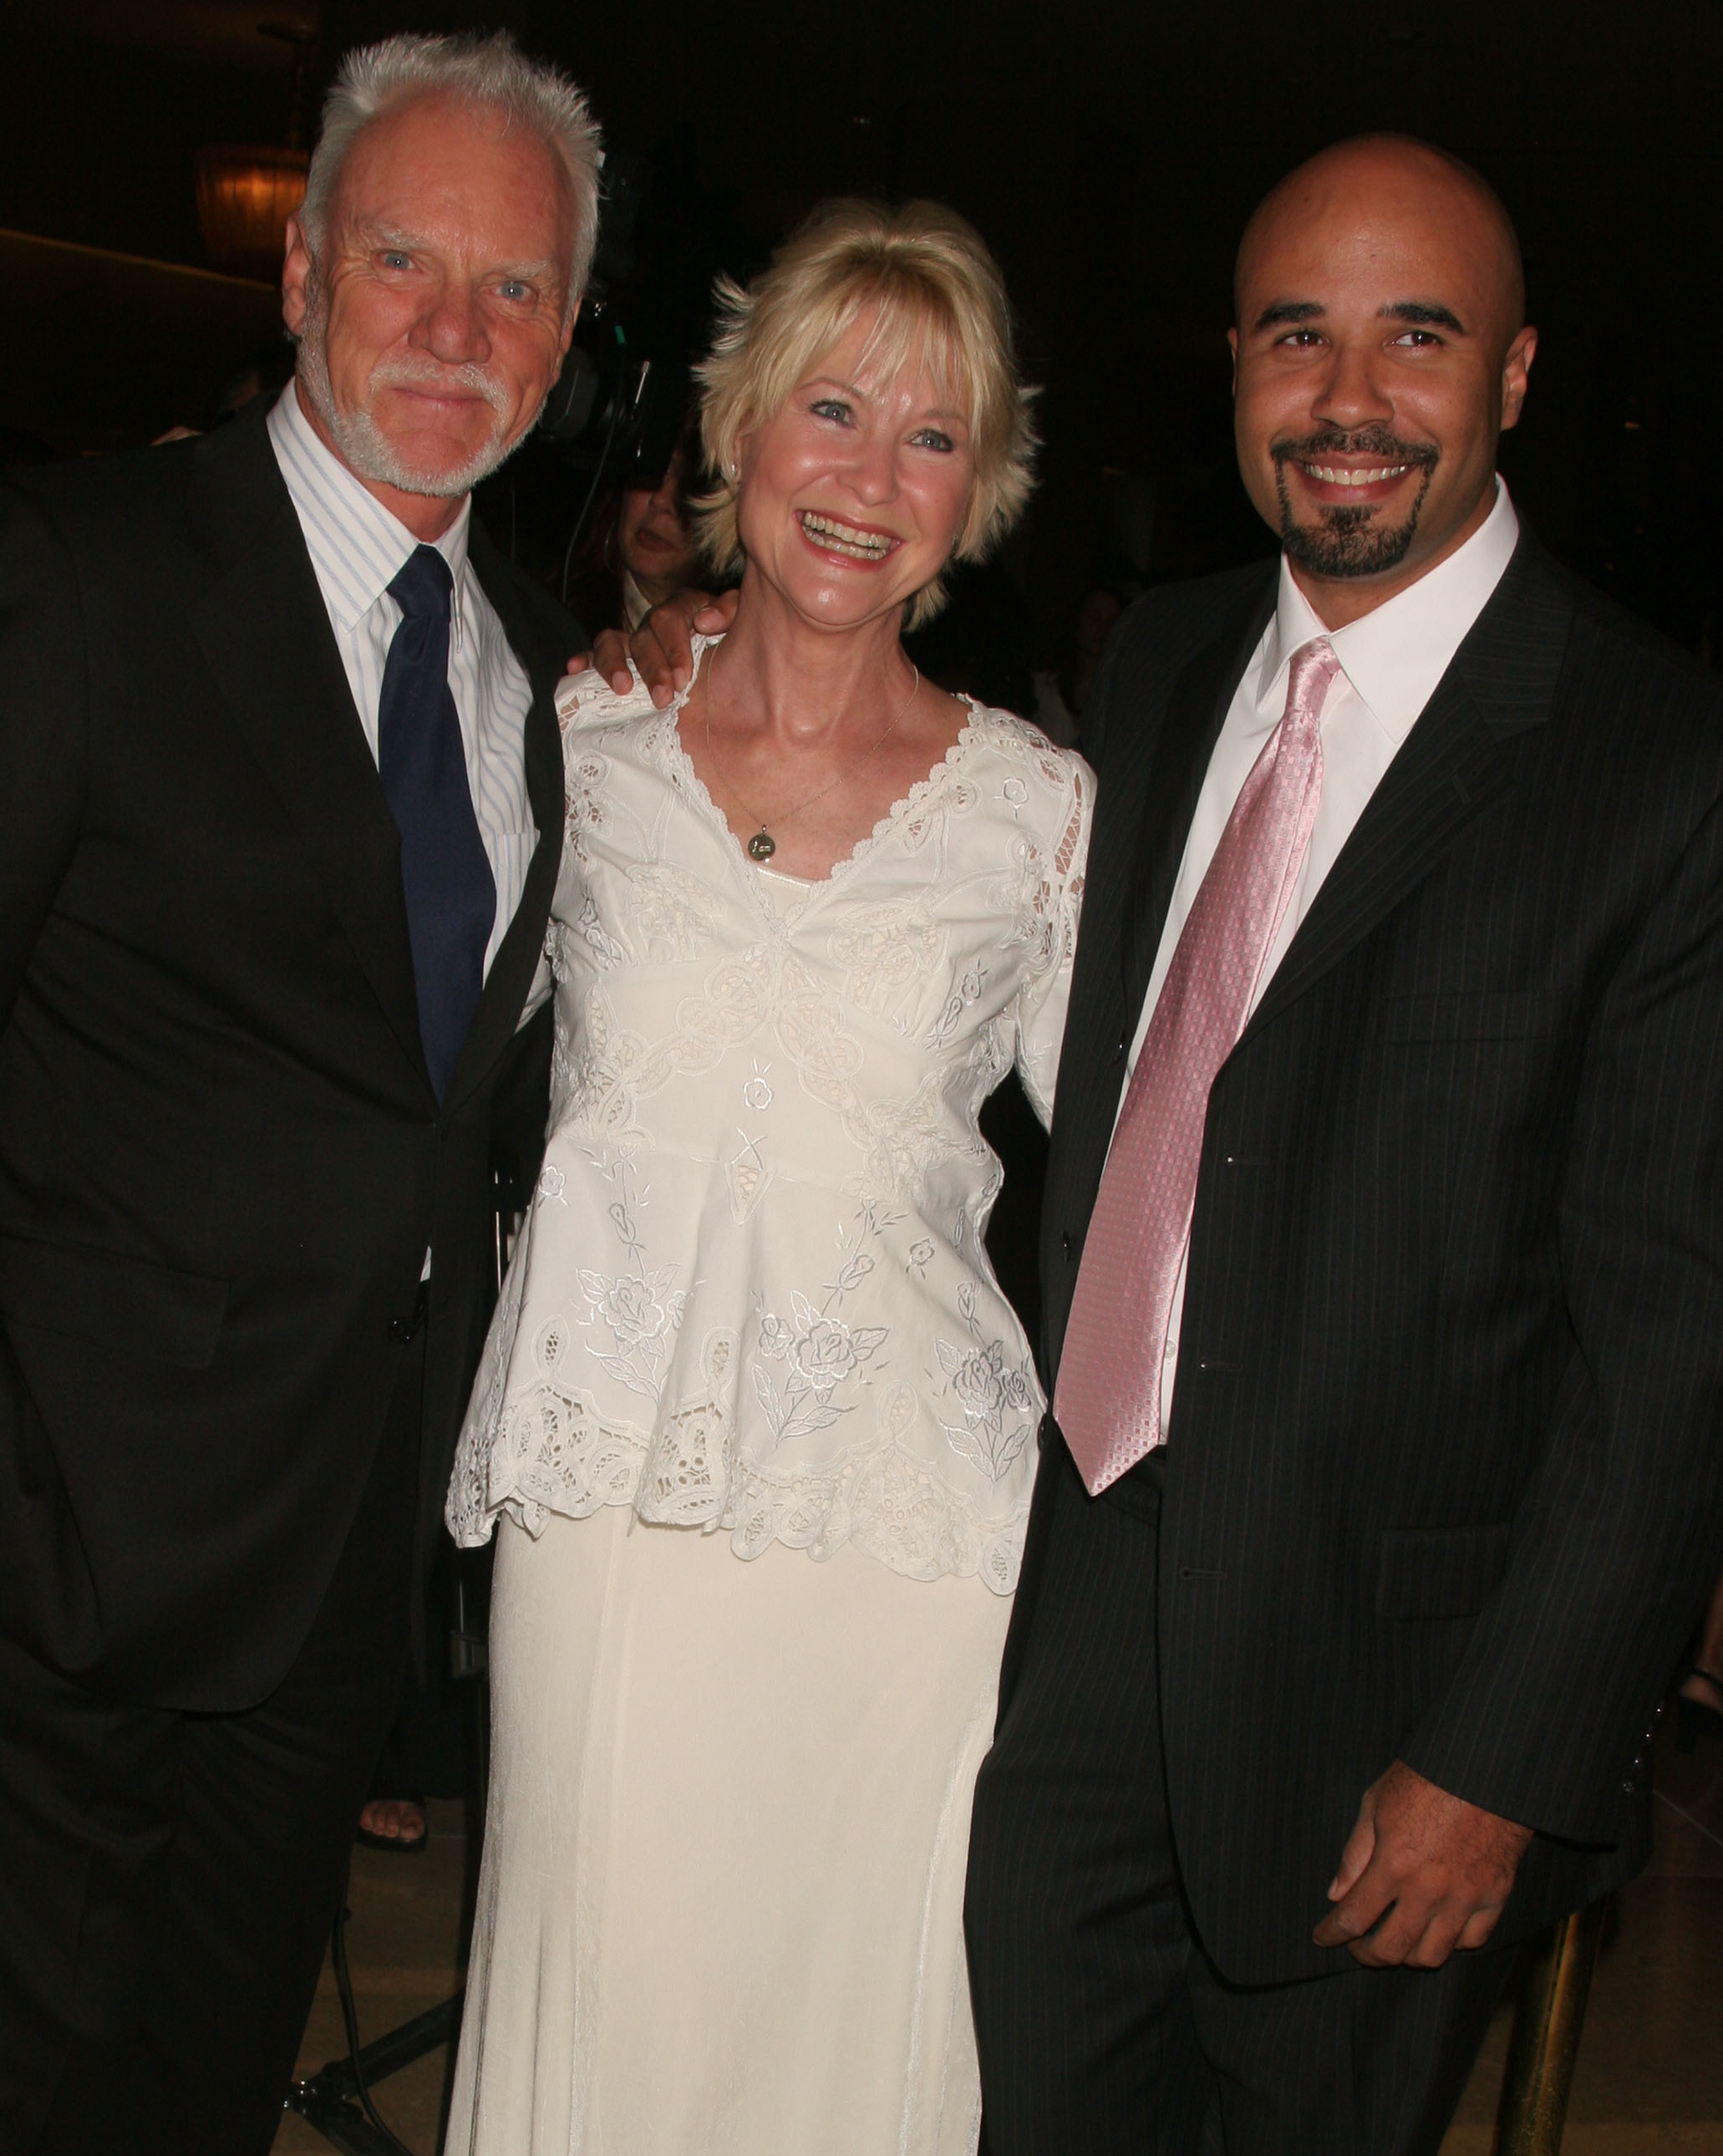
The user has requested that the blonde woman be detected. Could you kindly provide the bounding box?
[445,201,1092,2155]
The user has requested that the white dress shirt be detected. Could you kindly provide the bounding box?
[621,567,653,632]
[267,383,537,979]
[1118,478,1522,1432]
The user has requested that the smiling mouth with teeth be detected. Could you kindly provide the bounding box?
[1298,464,1411,486]
[798,510,898,561]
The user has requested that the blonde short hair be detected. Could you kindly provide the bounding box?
[694,200,1038,628]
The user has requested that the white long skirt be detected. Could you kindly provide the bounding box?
[445,1507,1014,2156]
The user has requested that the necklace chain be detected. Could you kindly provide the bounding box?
[703,665,921,863]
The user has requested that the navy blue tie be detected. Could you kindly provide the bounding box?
[378,545,496,1101]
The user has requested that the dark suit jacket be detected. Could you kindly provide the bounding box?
[1026,531,1723,1985]
[0,395,574,1712]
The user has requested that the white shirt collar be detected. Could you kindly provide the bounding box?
[1256,476,1520,745]
[621,568,653,633]
[267,381,471,636]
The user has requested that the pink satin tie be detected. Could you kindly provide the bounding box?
[1056,637,1341,1495]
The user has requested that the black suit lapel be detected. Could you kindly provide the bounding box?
[188,407,429,1087]
[445,521,568,1111]
[1243,533,1573,1040]
[1121,579,1277,1020]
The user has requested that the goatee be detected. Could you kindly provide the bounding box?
[1273,428,1438,580]
[294,270,521,499]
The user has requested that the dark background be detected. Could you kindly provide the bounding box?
[2,0,1720,661]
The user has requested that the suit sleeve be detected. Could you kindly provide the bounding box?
[0,485,89,1035]
[1401,781,1723,1842]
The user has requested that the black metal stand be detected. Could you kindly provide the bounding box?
[285,1996,462,2156]
[288,1157,523,2156]
[285,1560,491,2156]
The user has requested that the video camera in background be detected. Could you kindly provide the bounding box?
[538,148,693,493]
[475,136,738,613]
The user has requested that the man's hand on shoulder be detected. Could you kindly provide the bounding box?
[1312,1759,1533,1969]
[564,587,740,707]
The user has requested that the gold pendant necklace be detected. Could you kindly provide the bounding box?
[704,665,921,865]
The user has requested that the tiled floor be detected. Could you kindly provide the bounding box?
[272,1717,1723,2156]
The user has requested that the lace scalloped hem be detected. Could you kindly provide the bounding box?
[447,1392,1027,1597]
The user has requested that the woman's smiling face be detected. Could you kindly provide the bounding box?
[733,312,975,632]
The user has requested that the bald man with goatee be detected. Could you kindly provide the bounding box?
[963,135,1723,2151]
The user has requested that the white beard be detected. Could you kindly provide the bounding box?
[295,279,525,499]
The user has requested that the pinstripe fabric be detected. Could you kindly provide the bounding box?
[967,529,1723,2144]
[968,1447,1211,2155]
[267,386,534,976]
[1120,490,1518,1432]
[968,1445,1512,2156]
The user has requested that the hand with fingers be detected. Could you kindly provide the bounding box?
[565,587,740,706]
[1311,1759,1534,1969]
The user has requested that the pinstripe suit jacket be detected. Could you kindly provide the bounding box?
[1029,531,1723,1985]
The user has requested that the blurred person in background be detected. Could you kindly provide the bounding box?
[566,418,705,633]
[0,32,592,2152]
[1033,572,1140,750]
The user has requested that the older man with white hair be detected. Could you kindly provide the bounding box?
[0,33,597,2153]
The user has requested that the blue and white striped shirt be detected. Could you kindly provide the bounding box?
[267,384,536,979]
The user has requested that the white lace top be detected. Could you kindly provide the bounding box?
[447,646,1093,1593]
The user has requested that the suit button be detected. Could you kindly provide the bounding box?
[390,1282,429,1342]
[1061,1232,1073,1261]
[1622,1778,1637,1796]
[1116,1035,1128,1062]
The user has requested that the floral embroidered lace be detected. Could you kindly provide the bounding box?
[448,643,1093,1593]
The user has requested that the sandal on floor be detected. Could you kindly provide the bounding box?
[1676,1666,1723,1754]
[355,1794,429,1854]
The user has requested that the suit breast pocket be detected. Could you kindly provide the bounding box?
[1377,990,1561,1043]
[1377,1523,1511,1621]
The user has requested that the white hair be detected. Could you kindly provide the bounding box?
[301,30,602,315]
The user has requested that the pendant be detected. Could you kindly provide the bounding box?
[747,829,776,862]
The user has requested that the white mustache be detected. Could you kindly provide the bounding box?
[368,358,511,418]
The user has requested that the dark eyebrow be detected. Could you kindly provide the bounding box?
[1253,300,1323,332]
[1381,300,1466,333]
